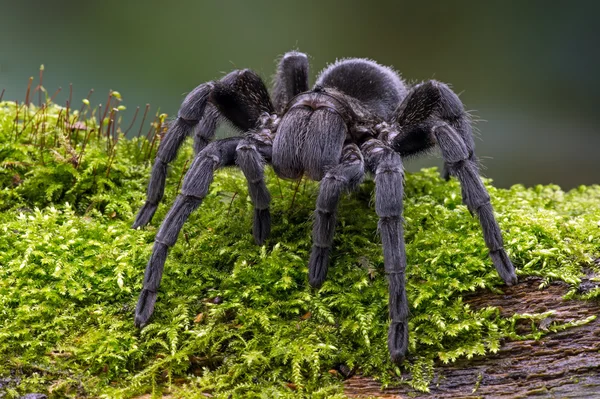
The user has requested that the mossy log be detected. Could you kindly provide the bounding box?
[2,97,599,398]
[344,274,600,398]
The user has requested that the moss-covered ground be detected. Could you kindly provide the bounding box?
[0,93,599,398]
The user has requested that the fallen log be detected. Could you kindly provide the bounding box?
[344,275,600,398]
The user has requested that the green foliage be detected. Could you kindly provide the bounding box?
[0,101,157,216]
[0,98,599,398]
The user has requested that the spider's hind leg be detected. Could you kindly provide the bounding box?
[435,122,517,285]
[193,104,220,154]
[391,80,517,286]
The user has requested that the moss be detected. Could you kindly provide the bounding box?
[0,97,599,398]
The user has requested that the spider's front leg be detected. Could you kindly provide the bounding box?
[236,136,272,245]
[391,80,517,286]
[361,138,409,365]
[309,142,365,286]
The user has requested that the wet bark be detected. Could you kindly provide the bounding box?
[344,275,600,398]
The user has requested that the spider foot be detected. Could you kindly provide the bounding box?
[134,242,169,327]
[134,288,157,328]
[252,208,271,245]
[308,246,331,288]
[132,202,158,229]
[388,321,409,365]
[490,249,518,286]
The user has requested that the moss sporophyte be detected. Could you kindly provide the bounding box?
[0,92,598,397]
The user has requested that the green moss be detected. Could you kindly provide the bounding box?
[0,98,599,398]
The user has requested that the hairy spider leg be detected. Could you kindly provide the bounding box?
[133,82,215,228]
[193,104,220,154]
[133,67,277,229]
[135,137,238,327]
[391,80,517,285]
[135,136,272,327]
[361,138,409,365]
[391,80,477,178]
[210,69,276,245]
[435,124,517,284]
[236,139,272,245]
[135,50,310,229]
[272,51,310,114]
[210,70,274,131]
[135,71,276,327]
[309,142,365,287]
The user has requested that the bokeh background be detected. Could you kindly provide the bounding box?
[1,0,598,189]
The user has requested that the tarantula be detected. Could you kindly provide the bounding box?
[132,51,518,365]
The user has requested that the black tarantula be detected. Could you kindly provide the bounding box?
[132,51,518,365]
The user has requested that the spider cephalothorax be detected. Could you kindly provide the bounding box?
[132,51,517,365]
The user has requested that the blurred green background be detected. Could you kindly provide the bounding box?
[1,0,598,189]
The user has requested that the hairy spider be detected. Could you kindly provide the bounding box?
[132,51,518,365]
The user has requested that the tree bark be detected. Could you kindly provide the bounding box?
[344,275,600,398]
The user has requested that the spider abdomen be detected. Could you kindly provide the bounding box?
[316,58,407,122]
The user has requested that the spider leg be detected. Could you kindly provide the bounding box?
[193,103,220,154]
[135,137,242,328]
[133,83,215,228]
[390,80,517,286]
[435,123,517,285]
[272,51,310,114]
[236,138,272,245]
[210,69,276,244]
[390,81,477,179]
[134,68,275,229]
[361,138,408,365]
[308,142,364,287]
